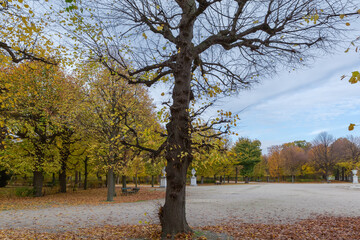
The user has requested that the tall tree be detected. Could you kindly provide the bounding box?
[58,0,357,236]
[268,145,284,182]
[232,138,261,183]
[1,62,76,196]
[310,132,336,182]
[79,63,162,201]
[281,144,307,183]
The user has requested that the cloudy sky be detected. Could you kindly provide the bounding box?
[149,31,360,154]
[220,49,360,153]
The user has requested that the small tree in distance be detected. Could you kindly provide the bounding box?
[232,138,262,183]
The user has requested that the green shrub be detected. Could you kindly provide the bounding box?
[15,187,35,197]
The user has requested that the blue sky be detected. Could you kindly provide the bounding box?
[149,36,360,154]
[221,50,360,153]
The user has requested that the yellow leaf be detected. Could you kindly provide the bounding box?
[142,32,147,39]
[340,14,345,19]
[157,25,163,31]
[253,20,259,24]
[349,123,355,131]
[346,22,350,26]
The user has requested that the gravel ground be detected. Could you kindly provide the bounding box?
[1,183,360,231]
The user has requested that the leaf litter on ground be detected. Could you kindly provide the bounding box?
[1,216,360,239]
[0,186,165,211]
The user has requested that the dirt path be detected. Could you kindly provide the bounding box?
[1,183,359,232]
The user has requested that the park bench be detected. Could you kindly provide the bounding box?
[121,187,140,195]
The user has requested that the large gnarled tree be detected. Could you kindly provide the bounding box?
[57,0,357,236]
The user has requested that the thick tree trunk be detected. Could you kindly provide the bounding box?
[112,174,116,197]
[59,162,67,193]
[159,3,197,236]
[75,171,79,187]
[151,175,155,187]
[52,173,56,186]
[84,156,88,190]
[122,175,127,188]
[107,168,115,201]
[33,170,44,197]
[161,163,191,237]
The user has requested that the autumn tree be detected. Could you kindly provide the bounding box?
[56,0,358,236]
[78,63,162,201]
[1,62,78,196]
[268,145,284,182]
[281,144,307,183]
[0,0,61,64]
[232,138,261,183]
[310,132,336,182]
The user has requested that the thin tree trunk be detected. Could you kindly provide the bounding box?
[227,176,230,183]
[33,170,44,197]
[235,167,238,183]
[292,175,295,183]
[201,176,204,184]
[107,168,115,201]
[151,175,155,187]
[84,156,88,190]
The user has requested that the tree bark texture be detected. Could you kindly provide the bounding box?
[75,171,79,186]
[235,167,238,183]
[107,167,115,201]
[33,170,44,197]
[59,166,67,193]
[161,2,195,235]
[122,175,127,188]
[84,156,88,190]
